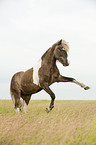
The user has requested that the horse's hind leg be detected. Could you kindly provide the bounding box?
[21,95,31,113]
[11,91,22,112]
[10,71,24,112]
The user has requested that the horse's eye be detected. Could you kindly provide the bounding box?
[62,47,65,50]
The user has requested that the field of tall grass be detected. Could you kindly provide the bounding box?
[0,100,96,145]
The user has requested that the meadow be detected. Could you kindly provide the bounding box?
[0,100,96,145]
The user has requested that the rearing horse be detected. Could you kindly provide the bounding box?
[10,39,90,112]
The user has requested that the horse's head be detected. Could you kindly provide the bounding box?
[54,39,70,67]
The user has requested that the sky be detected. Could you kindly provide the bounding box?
[0,0,96,100]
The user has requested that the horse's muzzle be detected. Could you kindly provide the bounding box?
[63,60,70,67]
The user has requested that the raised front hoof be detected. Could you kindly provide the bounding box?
[84,86,90,90]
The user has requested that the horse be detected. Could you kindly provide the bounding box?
[10,39,90,113]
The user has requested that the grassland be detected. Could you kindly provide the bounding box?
[0,100,96,145]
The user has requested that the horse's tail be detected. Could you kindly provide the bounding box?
[10,74,16,105]
[10,88,15,105]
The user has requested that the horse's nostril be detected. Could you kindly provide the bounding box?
[66,63,69,66]
[65,61,70,66]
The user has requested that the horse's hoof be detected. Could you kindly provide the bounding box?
[46,108,50,113]
[84,86,90,90]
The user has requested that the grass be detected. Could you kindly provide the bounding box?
[0,100,96,145]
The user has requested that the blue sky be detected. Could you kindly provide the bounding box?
[0,0,96,100]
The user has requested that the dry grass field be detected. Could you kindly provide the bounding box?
[0,100,96,145]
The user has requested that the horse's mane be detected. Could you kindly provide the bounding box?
[42,39,69,59]
[41,41,58,59]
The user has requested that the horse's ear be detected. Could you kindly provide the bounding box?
[58,39,62,45]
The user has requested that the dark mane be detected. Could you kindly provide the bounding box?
[41,41,58,59]
[41,47,51,59]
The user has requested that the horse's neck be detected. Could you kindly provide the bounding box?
[42,47,56,65]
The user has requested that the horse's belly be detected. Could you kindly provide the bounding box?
[21,83,42,95]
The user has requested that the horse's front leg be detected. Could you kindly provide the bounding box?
[57,75,90,90]
[40,83,55,113]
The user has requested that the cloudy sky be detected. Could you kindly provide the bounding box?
[0,0,96,100]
